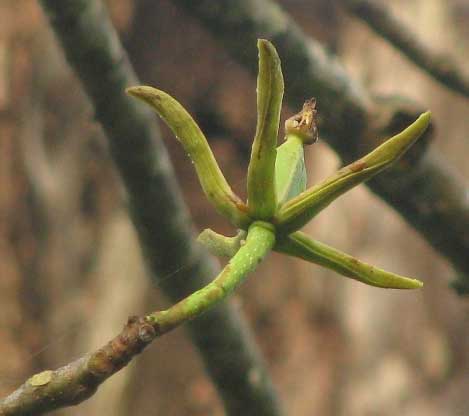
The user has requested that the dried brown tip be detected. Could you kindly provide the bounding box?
[284,98,319,145]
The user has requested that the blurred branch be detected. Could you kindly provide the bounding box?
[172,0,469,289]
[339,0,469,99]
[21,0,284,415]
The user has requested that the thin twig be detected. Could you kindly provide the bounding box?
[0,317,155,416]
[172,0,469,287]
[1,223,275,415]
[14,0,283,415]
[340,0,469,99]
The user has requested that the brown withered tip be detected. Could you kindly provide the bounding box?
[285,98,319,145]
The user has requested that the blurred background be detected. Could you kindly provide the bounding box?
[0,0,468,415]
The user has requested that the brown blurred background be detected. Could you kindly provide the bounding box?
[0,0,468,414]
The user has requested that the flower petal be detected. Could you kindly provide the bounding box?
[247,39,284,219]
[276,112,431,233]
[127,86,249,227]
[277,231,423,289]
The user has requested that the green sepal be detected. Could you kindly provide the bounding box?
[275,134,306,206]
[276,112,431,233]
[197,228,247,258]
[126,86,249,228]
[247,39,284,220]
[276,231,423,289]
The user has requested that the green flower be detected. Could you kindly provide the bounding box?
[127,39,430,330]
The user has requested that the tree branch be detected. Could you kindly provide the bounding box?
[1,223,275,415]
[172,0,469,289]
[0,317,155,416]
[339,0,469,99]
[26,0,284,415]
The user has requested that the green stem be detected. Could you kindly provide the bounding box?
[148,221,276,333]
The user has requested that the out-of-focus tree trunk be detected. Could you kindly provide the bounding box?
[0,0,467,415]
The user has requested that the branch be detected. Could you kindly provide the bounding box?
[31,1,284,415]
[172,0,469,291]
[339,0,469,99]
[0,317,154,416]
[1,221,275,415]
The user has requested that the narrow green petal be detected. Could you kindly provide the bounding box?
[127,86,249,227]
[197,228,247,258]
[247,39,284,219]
[276,112,431,233]
[275,134,306,205]
[148,221,275,333]
[275,99,320,206]
[276,231,423,289]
